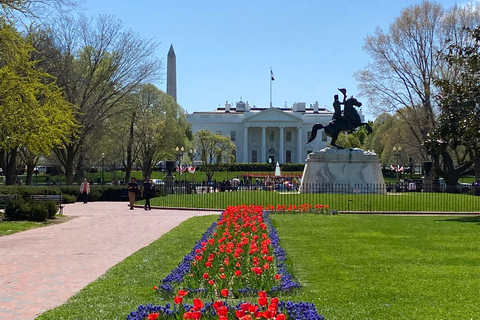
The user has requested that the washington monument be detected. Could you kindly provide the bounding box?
[167,44,177,103]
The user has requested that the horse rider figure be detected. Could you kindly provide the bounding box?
[332,88,353,133]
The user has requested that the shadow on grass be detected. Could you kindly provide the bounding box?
[438,216,480,224]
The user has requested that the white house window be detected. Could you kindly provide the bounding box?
[252,150,257,163]
[286,150,292,163]
[230,131,236,141]
[286,131,292,142]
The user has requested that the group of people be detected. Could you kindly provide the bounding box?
[126,177,155,210]
[79,176,156,210]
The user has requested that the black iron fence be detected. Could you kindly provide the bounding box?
[149,182,480,213]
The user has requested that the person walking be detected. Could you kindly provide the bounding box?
[142,176,154,210]
[474,179,480,196]
[79,178,90,204]
[127,177,139,210]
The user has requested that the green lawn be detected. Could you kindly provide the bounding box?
[36,213,480,320]
[148,190,480,212]
[274,214,480,319]
[0,219,50,236]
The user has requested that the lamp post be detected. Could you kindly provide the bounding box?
[189,149,197,182]
[101,153,105,185]
[409,157,414,179]
[393,146,402,184]
[175,146,184,183]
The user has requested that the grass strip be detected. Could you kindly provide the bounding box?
[0,221,45,236]
[149,191,480,212]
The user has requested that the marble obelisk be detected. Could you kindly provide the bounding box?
[167,44,177,103]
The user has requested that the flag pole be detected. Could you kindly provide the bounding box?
[270,67,273,108]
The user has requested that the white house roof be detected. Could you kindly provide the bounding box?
[243,108,302,124]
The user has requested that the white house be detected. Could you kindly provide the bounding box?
[186,101,345,164]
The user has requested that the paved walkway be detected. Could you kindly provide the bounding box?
[0,202,219,320]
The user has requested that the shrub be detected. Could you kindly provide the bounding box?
[44,201,58,219]
[4,200,55,222]
[62,194,77,203]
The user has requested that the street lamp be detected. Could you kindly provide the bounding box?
[175,146,184,183]
[393,146,402,184]
[101,153,105,185]
[190,149,197,183]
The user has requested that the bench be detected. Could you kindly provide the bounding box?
[30,194,64,215]
[0,194,17,209]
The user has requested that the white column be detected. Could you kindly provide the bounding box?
[279,127,284,163]
[243,127,249,163]
[297,127,303,163]
[262,127,266,163]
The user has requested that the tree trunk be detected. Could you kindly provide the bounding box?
[474,153,480,182]
[25,160,35,185]
[76,152,85,185]
[5,149,18,185]
[125,112,136,182]
[55,139,81,186]
[64,144,76,185]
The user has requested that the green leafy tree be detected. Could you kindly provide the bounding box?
[194,130,236,182]
[135,85,189,179]
[0,20,77,184]
[428,26,480,183]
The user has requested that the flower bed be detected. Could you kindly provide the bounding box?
[159,205,300,298]
[127,291,324,320]
[128,205,327,319]
[265,203,334,214]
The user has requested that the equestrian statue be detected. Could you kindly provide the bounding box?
[307,88,372,149]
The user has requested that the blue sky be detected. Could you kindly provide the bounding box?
[82,0,466,119]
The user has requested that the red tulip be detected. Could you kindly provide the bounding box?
[177,289,188,297]
[174,296,183,304]
[193,298,203,310]
[147,313,159,320]
[258,291,267,298]
[221,289,229,297]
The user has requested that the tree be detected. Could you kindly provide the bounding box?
[428,26,480,182]
[364,112,427,168]
[356,1,480,183]
[0,0,77,20]
[134,85,189,179]
[39,14,161,185]
[0,20,77,184]
[194,130,236,182]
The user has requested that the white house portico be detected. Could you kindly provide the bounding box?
[186,101,342,164]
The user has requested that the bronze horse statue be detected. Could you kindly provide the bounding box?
[307,97,372,148]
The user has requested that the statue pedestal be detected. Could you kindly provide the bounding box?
[300,147,385,193]
[164,175,174,194]
[422,176,433,192]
